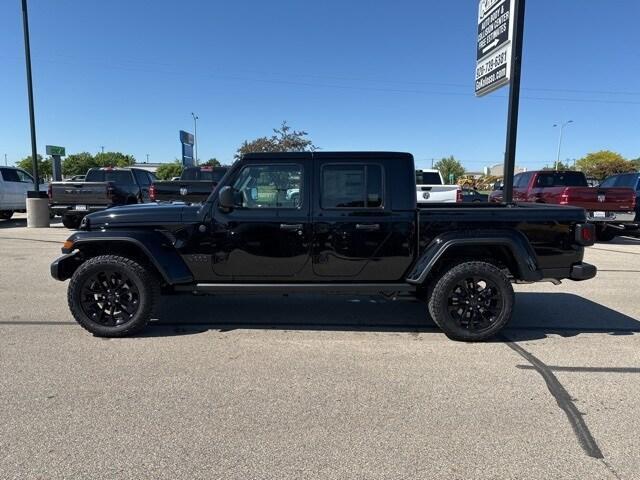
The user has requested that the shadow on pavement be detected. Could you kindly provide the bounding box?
[0,218,27,229]
[141,292,640,340]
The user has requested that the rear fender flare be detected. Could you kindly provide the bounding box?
[406,229,541,284]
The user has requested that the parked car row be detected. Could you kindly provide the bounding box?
[489,170,637,241]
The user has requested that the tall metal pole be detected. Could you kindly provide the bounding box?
[3,154,7,166]
[554,120,573,171]
[191,112,198,165]
[21,0,40,193]
[502,0,526,204]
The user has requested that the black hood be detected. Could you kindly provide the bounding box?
[84,203,201,228]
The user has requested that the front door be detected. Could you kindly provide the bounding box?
[211,161,311,278]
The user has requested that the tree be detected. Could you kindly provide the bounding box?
[575,150,635,180]
[235,121,317,159]
[94,152,135,168]
[434,156,465,183]
[631,157,640,171]
[62,152,97,177]
[156,161,183,180]
[16,155,52,180]
[202,158,222,167]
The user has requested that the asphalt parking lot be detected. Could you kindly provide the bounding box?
[1,213,639,479]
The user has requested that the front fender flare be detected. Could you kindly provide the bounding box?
[53,230,194,285]
[406,229,542,284]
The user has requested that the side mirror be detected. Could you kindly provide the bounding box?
[218,186,235,210]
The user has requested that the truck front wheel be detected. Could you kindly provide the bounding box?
[67,255,160,337]
[427,261,514,341]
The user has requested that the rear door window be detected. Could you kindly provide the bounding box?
[133,170,151,186]
[321,164,383,209]
[535,172,587,187]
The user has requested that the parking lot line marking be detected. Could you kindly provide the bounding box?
[0,237,61,245]
[591,247,640,256]
[501,336,604,459]
[517,365,640,374]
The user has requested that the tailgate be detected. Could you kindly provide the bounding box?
[417,185,459,203]
[50,182,111,205]
[565,187,635,211]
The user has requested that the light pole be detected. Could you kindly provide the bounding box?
[553,120,573,171]
[191,112,198,165]
[3,154,7,166]
[146,153,150,163]
[100,146,105,154]
[21,0,40,193]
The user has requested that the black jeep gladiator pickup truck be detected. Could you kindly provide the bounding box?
[149,166,229,204]
[51,152,597,341]
[49,167,157,229]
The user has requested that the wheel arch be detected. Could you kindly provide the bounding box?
[406,229,542,285]
[53,231,194,285]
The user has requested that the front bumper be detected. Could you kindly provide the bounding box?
[50,251,81,281]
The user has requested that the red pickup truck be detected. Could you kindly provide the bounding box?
[489,170,636,241]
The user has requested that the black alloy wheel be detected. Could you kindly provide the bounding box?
[428,261,514,341]
[68,255,159,337]
[79,269,141,326]
[446,276,503,333]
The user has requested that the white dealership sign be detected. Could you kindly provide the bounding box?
[475,0,515,97]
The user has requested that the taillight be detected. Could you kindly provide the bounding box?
[456,189,462,203]
[559,188,570,205]
[47,183,52,201]
[575,223,595,246]
[149,184,156,201]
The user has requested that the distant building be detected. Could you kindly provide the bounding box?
[485,163,527,177]
[134,162,167,174]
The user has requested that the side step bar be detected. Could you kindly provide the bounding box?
[174,283,416,295]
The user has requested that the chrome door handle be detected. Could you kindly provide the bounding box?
[355,223,380,231]
[280,223,303,231]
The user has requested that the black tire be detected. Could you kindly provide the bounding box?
[427,261,514,342]
[67,255,160,337]
[0,211,13,220]
[62,214,82,229]
[595,225,616,242]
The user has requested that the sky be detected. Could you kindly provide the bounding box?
[1,0,639,172]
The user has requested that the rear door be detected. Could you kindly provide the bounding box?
[312,160,406,280]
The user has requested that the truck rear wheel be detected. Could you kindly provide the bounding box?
[67,255,160,337]
[427,261,514,341]
[595,225,616,242]
[62,214,82,229]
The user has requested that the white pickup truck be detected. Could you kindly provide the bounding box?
[0,166,47,220]
[415,169,460,204]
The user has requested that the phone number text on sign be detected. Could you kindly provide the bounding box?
[476,48,509,79]
[475,43,510,96]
